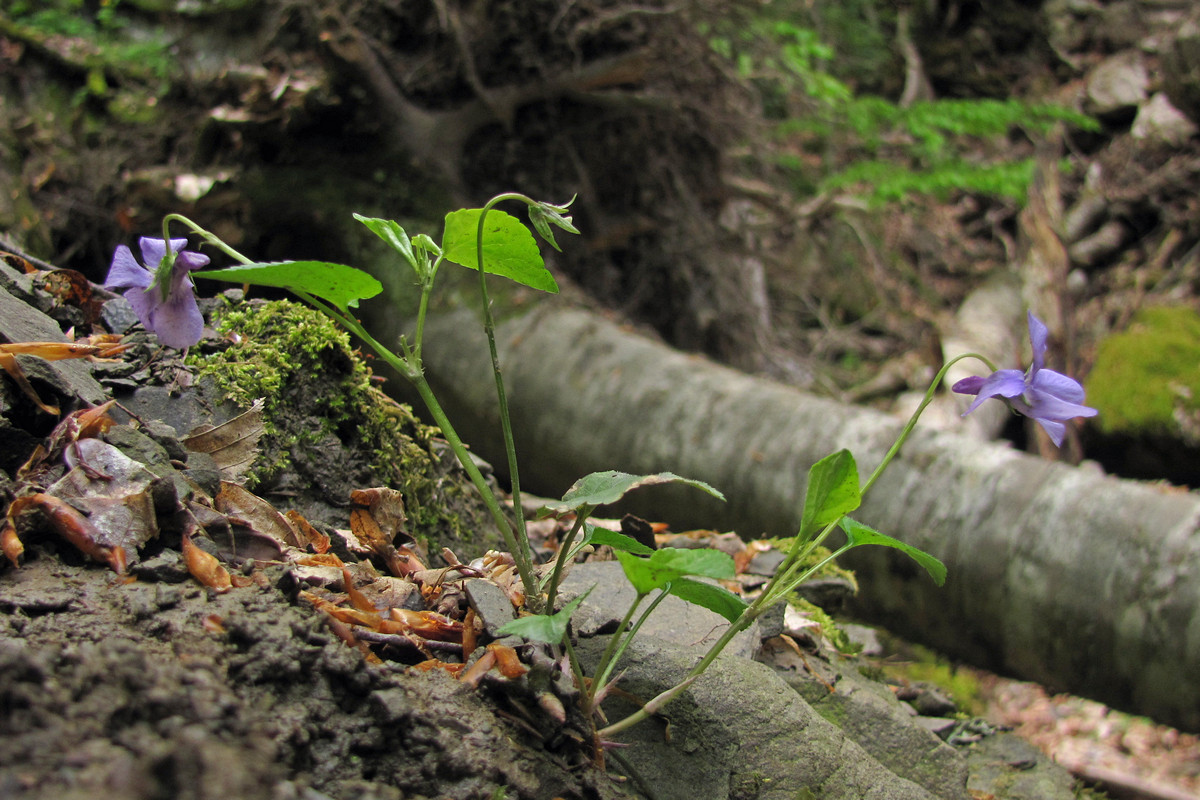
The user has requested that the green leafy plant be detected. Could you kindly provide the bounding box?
[705,10,1098,204]
[110,191,1095,761]
[3,0,175,92]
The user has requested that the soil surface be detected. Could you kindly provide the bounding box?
[0,552,636,800]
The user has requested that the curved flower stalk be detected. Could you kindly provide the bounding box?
[105,237,209,349]
[952,311,1097,446]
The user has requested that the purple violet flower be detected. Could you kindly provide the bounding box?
[105,237,209,349]
[952,311,1098,447]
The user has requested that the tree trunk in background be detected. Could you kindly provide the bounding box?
[410,304,1200,732]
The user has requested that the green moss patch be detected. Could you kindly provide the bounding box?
[1086,306,1200,439]
[186,297,503,553]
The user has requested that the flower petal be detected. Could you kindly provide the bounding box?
[1035,418,1067,447]
[1027,311,1048,375]
[137,237,188,267]
[1026,387,1098,422]
[962,369,1026,415]
[105,245,152,290]
[174,249,210,271]
[951,375,987,395]
[147,289,204,349]
[123,286,158,330]
[1030,368,1088,404]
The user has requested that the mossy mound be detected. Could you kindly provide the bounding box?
[187,297,507,555]
[1085,306,1200,442]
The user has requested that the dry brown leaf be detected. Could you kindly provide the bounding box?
[284,509,331,553]
[181,531,232,593]
[349,487,418,573]
[216,481,301,549]
[1,523,24,568]
[8,493,127,574]
[182,399,265,481]
[53,438,160,558]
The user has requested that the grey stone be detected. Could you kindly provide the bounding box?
[745,547,785,576]
[964,732,1080,800]
[915,716,960,739]
[559,560,760,659]
[768,642,969,800]
[1131,92,1199,144]
[100,296,140,335]
[577,634,944,800]
[0,283,108,409]
[465,578,516,638]
[1086,51,1149,114]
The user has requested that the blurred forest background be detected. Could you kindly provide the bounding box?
[2,0,1200,479]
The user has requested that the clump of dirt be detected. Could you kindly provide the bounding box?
[0,554,631,800]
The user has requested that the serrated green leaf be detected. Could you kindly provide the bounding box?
[194,261,382,310]
[614,547,735,594]
[839,517,946,586]
[588,528,655,556]
[496,587,592,643]
[669,577,748,623]
[442,208,558,293]
[798,450,861,539]
[353,214,418,271]
[540,470,725,515]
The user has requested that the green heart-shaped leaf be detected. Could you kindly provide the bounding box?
[442,208,558,293]
[615,547,735,595]
[539,470,724,516]
[195,261,382,310]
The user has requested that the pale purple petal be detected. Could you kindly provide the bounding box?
[173,249,210,271]
[147,290,204,349]
[123,286,157,329]
[137,236,188,267]
[1035,418,1067,447]
[951,375,987,394]
[1026,387,1098,422]
[1031,368,1088,405]
[105,245,152,290]
[962,369,1026,415]
[1027,311,1048,375]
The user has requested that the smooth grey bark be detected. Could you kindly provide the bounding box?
[411,305,1200,732]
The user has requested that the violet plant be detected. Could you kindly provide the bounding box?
[107,197,1096,753]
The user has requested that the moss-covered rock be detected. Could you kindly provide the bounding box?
[1085,305,1200,441]
[187,296,507,556]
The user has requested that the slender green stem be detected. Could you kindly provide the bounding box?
[411,256,442,360]
[861,352,996,495]
[598,675,699,741]
[163,213,255,265]
[588,592,644,697]
[544,510,589,610]
[474,192,538,579]
[562,633,590,712]
[592,586,673,696]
